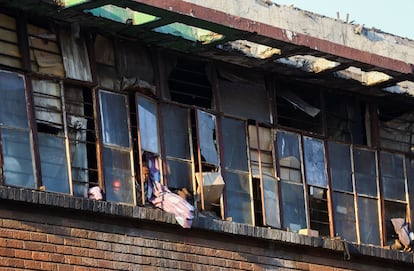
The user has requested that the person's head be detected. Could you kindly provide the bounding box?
[142,165,150,182]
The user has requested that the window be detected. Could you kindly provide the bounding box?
[248,123,280,228]
[303,136,329,236]
[222,117,252,224]
[276,130,306,232]
[381,151,408,245]
[99,90,135,204]
[0,70,35,188]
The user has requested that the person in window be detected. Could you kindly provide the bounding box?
[136,164,155,206]
[137,153,195,228]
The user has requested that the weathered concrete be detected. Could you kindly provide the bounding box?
[182,0,414,65]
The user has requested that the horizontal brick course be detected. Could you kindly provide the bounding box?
[0,186,413,270]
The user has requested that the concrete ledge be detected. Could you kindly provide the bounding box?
[0,185,413,264]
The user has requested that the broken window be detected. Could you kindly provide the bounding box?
[32,79,70,193]
[161,104,193,191]
[276,84,321,134]
[303,136,329,236]
[0,70,35,188]
[354,147,380,245]
[99,90,135,204]
[65,85,97,197]
[325,92,366,145]
[381,151,408,245]
[194,110,223,214]
[0,13,22,68]
[248,123,280,228]
[378,103,414,153]
[222,117,252,224]
[218,72,270,123]
[167,58,212,108]
[276,130,306,232]
[328,141,357,242]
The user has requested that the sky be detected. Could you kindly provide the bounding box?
[272,0,413,40]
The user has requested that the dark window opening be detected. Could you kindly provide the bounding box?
[252,177,264,226]
[309,186,330,236]
[325,92,366,145]
[168,58,212,108]
[276,84,321,134]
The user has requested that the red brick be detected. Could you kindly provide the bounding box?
[31,232,48,242]
[48,234,65,244]
[65,255,83,265]
[51,253,66,263]
[96,259,114,269]
[32,251,51,261]
[57,264,75,271]
[310,264,334,271]
[0,238,23,249]
[15,249,32,259]
[24,259,40,269]
[57,245,73,255]
[41,262,58,271]
[0,256,24,268]
[0,229,13,238]
[0,247,14,257]
[13,230,31,240]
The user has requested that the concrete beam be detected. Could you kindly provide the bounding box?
[134,0,414,75]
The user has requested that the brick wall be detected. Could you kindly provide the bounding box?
[0,196,411,271]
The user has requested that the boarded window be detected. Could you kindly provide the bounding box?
[28,23,65,77]
[59,29,92,81]
[0,13,21,68]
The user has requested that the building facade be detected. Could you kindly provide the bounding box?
[1,0,414,270]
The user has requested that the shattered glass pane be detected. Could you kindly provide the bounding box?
[153,22,224,45]
[197,110,218,166]
[303,137,327,187]
[85,4,158,26]
[384,200,407,245]
[99,91,130,148]
[103,147,134,204]
[137,96,159,154]
[2,129,35,188]
[38,134,70,194]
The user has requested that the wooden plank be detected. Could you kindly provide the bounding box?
[0,13,16,30]
[0,40,21,58]
[0,28,18,43]
[29,37,61,54]
[0,54,22,68]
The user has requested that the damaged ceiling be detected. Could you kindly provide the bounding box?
[1,0,414,102]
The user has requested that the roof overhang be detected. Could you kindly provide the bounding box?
[1,0,414,99]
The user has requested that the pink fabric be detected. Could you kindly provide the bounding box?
[151,182,194,228]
